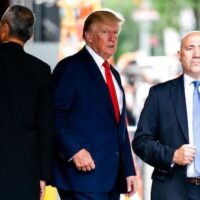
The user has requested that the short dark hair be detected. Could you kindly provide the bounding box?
[82,8,124,40]
[1,5,35,42]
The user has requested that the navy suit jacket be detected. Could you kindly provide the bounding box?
[133,75,190,200]
[52,47,135,193]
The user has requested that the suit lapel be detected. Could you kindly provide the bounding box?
[170,75,189,142]
[110,66,125,125]
[110,66,123,91]
[80,47,117,122]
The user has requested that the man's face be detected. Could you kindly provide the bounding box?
[86,20,120,60]
[178,32,200,79]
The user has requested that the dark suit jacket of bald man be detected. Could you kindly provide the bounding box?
[133,75,193,200]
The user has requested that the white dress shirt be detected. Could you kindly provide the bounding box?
[85,45,123,114]
[184,74,200,177]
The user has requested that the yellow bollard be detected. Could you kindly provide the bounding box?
[43,186,57,200]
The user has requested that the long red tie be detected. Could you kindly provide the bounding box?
[103,60,120,123]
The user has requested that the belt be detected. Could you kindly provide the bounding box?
[187,177,200,185]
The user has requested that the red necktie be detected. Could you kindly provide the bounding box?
[103,60,120,123]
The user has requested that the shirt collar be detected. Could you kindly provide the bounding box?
[184,74,196,87]
[85,45,105,67]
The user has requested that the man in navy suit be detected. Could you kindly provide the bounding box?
[52,8,137,200]
[132,31,200,200]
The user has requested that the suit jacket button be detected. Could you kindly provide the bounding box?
[116,152,119,156]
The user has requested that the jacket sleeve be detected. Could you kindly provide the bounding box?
[123,126,136,176]
[52,62,84,161]
[132,87,176,171]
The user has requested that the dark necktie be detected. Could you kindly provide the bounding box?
[103,60,120,123]
[193,80,200,174]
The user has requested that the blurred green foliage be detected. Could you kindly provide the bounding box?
[152,0,200,54]
[102,0,200,58]
[153,0,200,31]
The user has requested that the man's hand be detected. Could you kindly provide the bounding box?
[39,180,46,200]
[173,144,196,165]
[126,176,137,197]
[72,148,95,172]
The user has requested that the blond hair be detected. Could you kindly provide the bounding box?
[82,8,124,40]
